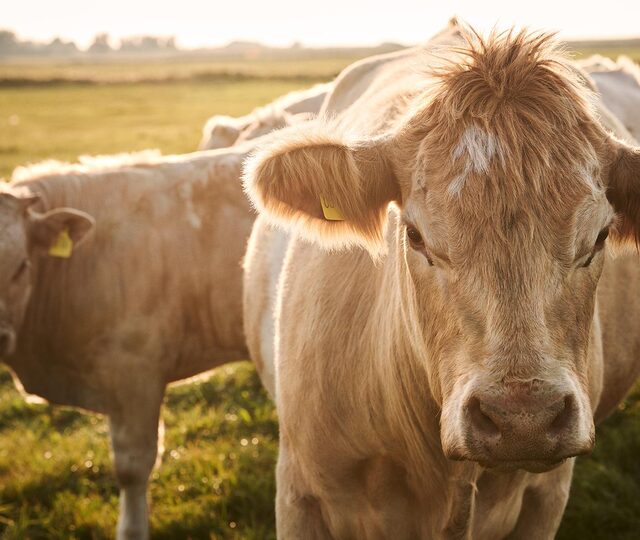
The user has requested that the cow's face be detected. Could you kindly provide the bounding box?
[244,33,640,471]
[0,191,94,357]
[402,118,618,471]
[244,121,640,471]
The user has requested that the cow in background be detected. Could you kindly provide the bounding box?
[2,144,255,539]
[579,54,640,141]
[199,83,330,150]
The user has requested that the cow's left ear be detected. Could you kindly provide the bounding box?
[29,208,95,255]
[243,124,400,256]
[605,138,640,245]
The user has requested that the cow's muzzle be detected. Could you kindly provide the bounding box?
[446,379,594,469]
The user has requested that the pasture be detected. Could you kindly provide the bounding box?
[0,53,639,539]
[0,78,319,179]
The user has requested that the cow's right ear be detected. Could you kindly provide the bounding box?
[243,124,400,255]
[605,138,640,246]
[29,208,95,256]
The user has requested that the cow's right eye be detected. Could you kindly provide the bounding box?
[406,226,434,266]
[406,226,424,247]
[12,259,30,282]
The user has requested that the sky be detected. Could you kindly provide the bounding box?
[4,0,640,49]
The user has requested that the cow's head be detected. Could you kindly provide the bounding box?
[200,115,244,150]
[0,189,94,356]
[244,31,640,471]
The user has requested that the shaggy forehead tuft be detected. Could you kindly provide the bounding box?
[413,28,605,203]
[435,28,589,109]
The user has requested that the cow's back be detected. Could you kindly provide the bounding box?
[319,47,420,117]
[580,57,640,142]
[591,71,640,141]
[280,83,331,115]
[320,22,462,122]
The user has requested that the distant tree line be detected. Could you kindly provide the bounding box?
[0,30,177,57]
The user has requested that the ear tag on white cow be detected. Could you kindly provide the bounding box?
[48,228,73,258]
[320,196,344,221]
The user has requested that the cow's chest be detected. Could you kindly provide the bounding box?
[470,469,530,539]
[312,455,454,539]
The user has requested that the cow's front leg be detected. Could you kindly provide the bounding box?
[108,379,165,540]
[506,459,574,540]
[276,442,333,539]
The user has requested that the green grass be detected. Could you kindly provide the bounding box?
[1,364,639,539]
[558,386,640,540]
[0,363,278,539]
[0,79,320,178]
[0,54,639,538]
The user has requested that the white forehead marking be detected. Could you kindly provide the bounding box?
[452,126,499,172]
[448,126,501,195]
[575,156,605,198]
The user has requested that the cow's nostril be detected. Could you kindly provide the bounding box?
[550,395,575,434]
[467,397,500,436]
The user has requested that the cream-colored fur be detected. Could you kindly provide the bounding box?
[1,143,258,540]
[244,25,640,539]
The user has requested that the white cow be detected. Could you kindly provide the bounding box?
[1,145,257,539]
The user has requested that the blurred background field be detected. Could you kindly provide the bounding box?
[0,56,350,178]
[1,46,640,539]
[1,39,639,179]
[0,57,361,85]
[0,79,314,178]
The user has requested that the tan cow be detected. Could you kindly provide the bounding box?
[1,145,258,540]
[199,82,331,150]
[579,55,640,141]
[243,28,640,538]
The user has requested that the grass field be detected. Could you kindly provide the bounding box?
[0,363,279,539]
[1,52,640,539]
[0,364,638,539]
[0,79,320,179]
[0,56,364,85]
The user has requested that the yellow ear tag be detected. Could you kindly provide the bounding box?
[320,196,345,221]
[48,228,73,258]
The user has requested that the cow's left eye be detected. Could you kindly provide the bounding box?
[12,259,30,282]
[581,228,609,268]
